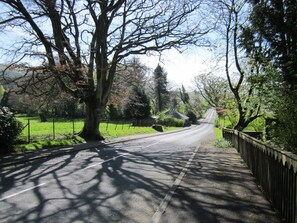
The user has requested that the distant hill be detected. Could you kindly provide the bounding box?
[0,64,24,78]
[0,64,23,89]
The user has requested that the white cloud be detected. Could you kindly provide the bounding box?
[139,47,214,88]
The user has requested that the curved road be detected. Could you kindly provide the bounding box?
[0,109,279,223]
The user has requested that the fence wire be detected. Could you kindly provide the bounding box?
[19,119,155,143]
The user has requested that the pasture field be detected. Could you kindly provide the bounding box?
[16,115,179,151]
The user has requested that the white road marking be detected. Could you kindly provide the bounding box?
[82,153,130,170]
[0,141,160,201]
[151,146,200,223]
[142,142,159,149]
[83,141,159,170]
[0,183,47,201]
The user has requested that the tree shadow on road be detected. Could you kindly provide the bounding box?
[159,146,281,223]
[0,143,191,223]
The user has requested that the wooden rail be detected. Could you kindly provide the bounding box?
[223,128,297,223]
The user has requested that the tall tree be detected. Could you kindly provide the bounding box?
[248,0,297,87]
[153,64,169,113]
[194,73,231,109]
[245,0,297,151]
[219,0,264,131]
[124,86,151,120]
[179,85,190,105]
[0,0,212,140]
[108,58,148,109]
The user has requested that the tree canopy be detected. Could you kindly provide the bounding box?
[244,0,297,151]
[248,0,297,87]
[0,0,212,140]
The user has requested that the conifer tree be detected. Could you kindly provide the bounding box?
[153,65,169,113]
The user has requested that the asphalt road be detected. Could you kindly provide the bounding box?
[0,109,280,223]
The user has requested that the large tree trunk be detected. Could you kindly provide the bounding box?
[234,115,247,131]
[79,101,105,141]
[234,111,260,132]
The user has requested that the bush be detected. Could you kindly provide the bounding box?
[215,138,233,148]
[187,111,197,124]
[271,94,297,152]
[0,106,23,153]
[214,117,221,128]
[107,104,122,120]
[158,115,184,127]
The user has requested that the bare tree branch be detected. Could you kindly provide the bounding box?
[0,0,215,140]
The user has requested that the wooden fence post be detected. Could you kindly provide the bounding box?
[223,129,297,223]
[27,119,30,143]
[293,172,297,223]
[53,118,55,140]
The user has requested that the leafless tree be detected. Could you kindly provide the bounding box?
[0,0,213,140]
[194,72,232,109]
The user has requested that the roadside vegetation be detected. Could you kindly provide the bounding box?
[1,0,296,153]
[14,115,180,152]
[214,121,233,149]
[0,107,23,153]
[194,0,297,153]
[213,111,265,149]
[1,56,203,154]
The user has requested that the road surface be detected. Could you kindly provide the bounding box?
[0,109,279,223]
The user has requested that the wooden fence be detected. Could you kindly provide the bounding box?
[223,129,297,223]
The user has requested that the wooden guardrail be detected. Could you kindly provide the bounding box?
[223,128,297,223]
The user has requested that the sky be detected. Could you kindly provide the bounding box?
[139,47,215,89]
[0,37,216,90]
[0,1,220,92]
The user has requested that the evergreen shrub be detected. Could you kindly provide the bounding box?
[158,115,184,127]
[0,106,23,153]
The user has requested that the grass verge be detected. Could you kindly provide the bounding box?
[16,137,85,152]
[214,127,233,149]
[15,118,181,152]
[214,127,223,139]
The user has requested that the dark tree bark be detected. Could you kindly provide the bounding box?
[221,0,262,131]
[0,0,213,141]
[80,101,105,141]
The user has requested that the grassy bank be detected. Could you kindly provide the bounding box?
[214,127,223,139]
[214,116,232,148]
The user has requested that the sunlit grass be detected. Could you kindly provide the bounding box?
[16,115,181,152]
[16,137,85,152]
[214,127,223,139]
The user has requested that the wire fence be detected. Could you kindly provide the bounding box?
[19,118,156,143]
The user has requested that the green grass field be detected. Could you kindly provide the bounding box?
[17,116,179,140]
[16,115,180,151]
